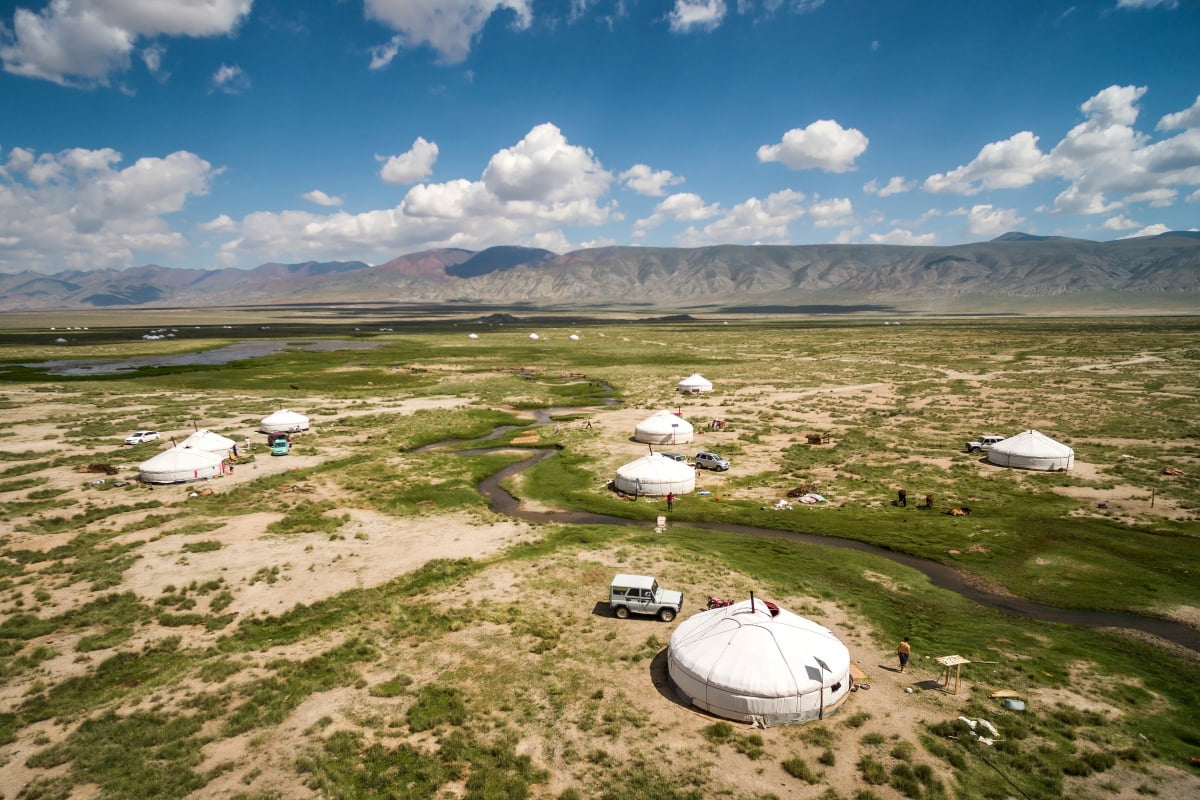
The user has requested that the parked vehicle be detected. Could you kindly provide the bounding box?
[694,451,730,471]
[965,434,1007,453]
[124,430,160,445]
[270,439,291,456]
[659,452,687,462]
[609,574,683,622]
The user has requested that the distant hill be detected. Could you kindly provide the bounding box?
[1,233,1198,313]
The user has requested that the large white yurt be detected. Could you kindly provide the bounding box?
[677,373,714,394]
[986,430,1074,471]
[138,447,224,484]
[260,409,310,434]
[669,599,852,726]
[633,410,695,445]
[180,429,237,455]
[613,453,696,496]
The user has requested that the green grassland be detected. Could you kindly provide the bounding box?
[0,312,1197,799]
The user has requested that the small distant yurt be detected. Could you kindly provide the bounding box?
[528,333,540,340]
[180,429,236,455]
[677,373,713,394]
[139,447,223,484]
[468,333,479,339]
[669,599,852,726]
[260,409,310,434]
[633,410,694,445]
[986,430,1074,471]
[613,453,695,496]
[569,334,580,341]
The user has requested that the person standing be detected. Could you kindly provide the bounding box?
[666,492,675,512]
[898,488,907,507]
[897,637,911,673]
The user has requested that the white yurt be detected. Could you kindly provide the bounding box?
[986,430,1074,471]
[669,599,852,726]
[180,429,236,455]
[468,333,479,339]
[633,410,695,445]
[613,453,695,496]
[139,447,224,484]
[260,409,310,434]
[677,373,713,394]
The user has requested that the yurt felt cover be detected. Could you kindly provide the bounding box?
[181,429,236,454]
[986,430,1074,470]
[668,599,852,725]
[677,373,713,392]
[260,409,310,432]
[139,447,223,483]
[633,410,695,444]
[613,453,696,496]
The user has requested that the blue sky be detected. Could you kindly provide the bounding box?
[1,0,1198,274]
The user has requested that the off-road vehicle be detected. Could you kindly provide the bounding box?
[609,574,683,622]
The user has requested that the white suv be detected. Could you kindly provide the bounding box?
[124,430,160,445]
[609,574,683,622]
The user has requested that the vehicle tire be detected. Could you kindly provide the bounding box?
[614,606,629,619]
[658,608,676,622]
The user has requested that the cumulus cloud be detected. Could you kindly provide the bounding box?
[863,176,914,197]
[1100,214,1140,231]
[1,0,251,87]
[0,145,217,272]
[199,213,236,233]
[668,0,726,33]
[868,228,936,245]
[757,120,868,173]
[962,204,1025,237]
[676,189,807,246]
[211,123,618,265]
[923,85,1200,219]
[634,192,721,232]
[1119,223,1170,238]
[210,63,248,94]
[808,197,853,228]
[377,137,439,185]
[303,190,343,207]
[619,164,684,196]
[364,0,533,65]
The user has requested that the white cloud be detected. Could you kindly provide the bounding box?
[757,119,868,173]
[199,214,236,233]
[676,189,806,246]
[863,176,913,197]
[1100,214,1139,231]
[1157,94,1200,131]
[923,131,1048,195]
[378,137,439,185]
[0,146,216,271]
[1116,0,1178,9]
[524,229,571,252]
[368,35,402,70]
[634,192,721,232]
[364,0,533,65]
[1187,188,1200,203]
[868,228,937,245]
[619,164,684,196]
[482,123,612,203]
[303,190,343,207]
[210,63,249,94]
[808,197,853,228]
[963,204,1025,236]
[211,123,618,265]
[1,0,251,87]
[1119,223,1170,238]
[669,0,726,33]
[1125,187,1176,207]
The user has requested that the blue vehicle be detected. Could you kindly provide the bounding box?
[270,438,291,456]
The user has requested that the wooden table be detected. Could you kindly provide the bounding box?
[935,655,971,693]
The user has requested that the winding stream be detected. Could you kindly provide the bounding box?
[431,411,1200,654]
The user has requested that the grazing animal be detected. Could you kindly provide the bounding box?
[947,507,972,516]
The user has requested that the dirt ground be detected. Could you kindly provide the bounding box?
[1,373,1198,800]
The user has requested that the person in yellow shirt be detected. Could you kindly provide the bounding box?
[897,637,911,673]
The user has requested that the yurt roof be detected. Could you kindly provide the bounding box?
[678,373,712,388]
[181,429,236,452]
[139,446,223,472]
[635,410,695,435]
[261,409,309,425]
[989,430,1073,457]
[669,599,850,698]
[616,452,695,482]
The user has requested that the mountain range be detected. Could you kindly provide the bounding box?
[1,232,1198,314]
